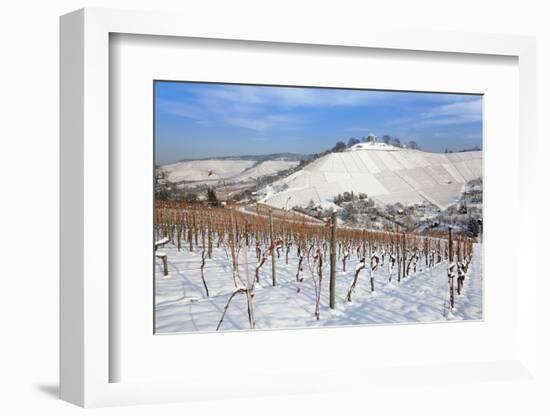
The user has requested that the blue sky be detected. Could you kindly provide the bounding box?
[155,81,482,165]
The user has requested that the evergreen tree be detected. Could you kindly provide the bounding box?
[331,141,347,152]
[347,137,360,148]
[207,188,218,206]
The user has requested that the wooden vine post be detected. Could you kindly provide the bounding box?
[448,225,454,309]
[161,254,168,276]
[188,218,193,252]
[401,233,406,278]
[329,211,337,309]
[269,209,276,286]
[362,229,366,258]
[448,226,453,263]
[397,242,401,283]
[243,234,255,329]
[207,214,212,259]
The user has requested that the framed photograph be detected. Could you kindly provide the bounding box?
[153,81,483,335]
[60,8,537,407]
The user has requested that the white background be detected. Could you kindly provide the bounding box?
[0,0,548,415]
[112,34,519,383]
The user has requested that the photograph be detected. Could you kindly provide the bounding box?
[153,81,483,334]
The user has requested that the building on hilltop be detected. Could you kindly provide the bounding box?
[367,132,377,143]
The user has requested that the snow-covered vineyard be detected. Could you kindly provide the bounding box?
[262,143,482,210]
[154,203,482,333]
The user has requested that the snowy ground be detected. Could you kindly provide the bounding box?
[155,242,482,333]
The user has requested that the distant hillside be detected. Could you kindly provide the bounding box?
[159,158,301,185]
[261,143,482,211]
[171,153,314,163]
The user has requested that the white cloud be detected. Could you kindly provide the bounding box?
[419,98,482,125]
[224,114,301,132]
[387,97,482,128]
[161,83,482,137]
[224,117,270,132]
[161,85,312,132]
[268,88,380,107]
[197,84,382,110]
[158,100,204,120]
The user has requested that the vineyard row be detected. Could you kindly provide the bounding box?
[155,201,475,329]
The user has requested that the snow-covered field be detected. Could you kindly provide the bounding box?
[262,147,482,210]
[155,241,482,333]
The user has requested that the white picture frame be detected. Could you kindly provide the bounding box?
[60,7,537,407]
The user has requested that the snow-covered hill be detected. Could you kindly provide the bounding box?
[160,159,299,185]
[262,145,482,210]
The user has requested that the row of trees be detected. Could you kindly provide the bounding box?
[444,145,482,153]
[330,135,420,153]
